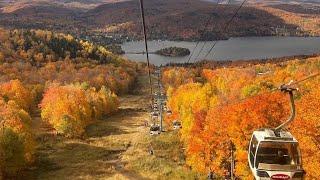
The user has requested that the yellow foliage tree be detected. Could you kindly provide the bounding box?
[0,98,35,178]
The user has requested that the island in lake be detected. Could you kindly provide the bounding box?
[155,47,190,57]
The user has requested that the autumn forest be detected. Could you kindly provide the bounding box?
[0,0,320,179]
[162,57,320,179]
[0,28,144,178]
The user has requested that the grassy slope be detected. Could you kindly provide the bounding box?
[25,74,203,180]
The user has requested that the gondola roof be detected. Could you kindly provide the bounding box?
[253,129,298,143]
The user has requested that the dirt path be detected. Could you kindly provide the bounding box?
[26,75,152,180]
[26,74,202,180]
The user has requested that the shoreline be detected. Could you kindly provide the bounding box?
[163,54,320,68]
[121,35,320,44]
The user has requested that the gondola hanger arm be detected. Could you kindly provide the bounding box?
[274,81,298,132]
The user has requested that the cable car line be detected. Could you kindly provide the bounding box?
[287,72,320,87]
[139,0,153,97]
[213,72,320,111]
[139,0,164,136]
[186,41,200,64]
[192,0,246,62]
[191,0,232,63]
[202,0,248,61]
[138,0,317,177]
[138,0,167,135]
[186,0,223,64]
[138,0,318,177]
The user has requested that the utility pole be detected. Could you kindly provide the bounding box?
[159,69,163,132]
[160,98,163,132]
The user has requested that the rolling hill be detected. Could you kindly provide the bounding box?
[0,0,129,11]
[0,0,319,41]
[202,0,320,5]
[81,0,305,40]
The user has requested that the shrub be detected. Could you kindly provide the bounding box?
[86,86,119,120]
[40,85,93,137]
[0,128,25,177]
[0,98,35,178]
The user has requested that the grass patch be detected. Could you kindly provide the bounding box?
[125,131,206,180]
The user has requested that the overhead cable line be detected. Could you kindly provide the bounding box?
[191,0,230,63]
[202,0,248,60]
[186,0,223,64]
[288,72,320,86]
[190,0,246,62]
[186,41,200,64]
[139,0,153,96]
[215,72,320,109]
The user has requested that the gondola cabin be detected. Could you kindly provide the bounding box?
[153,106,158,111]
[150,125,161,135]
[248,129,304,180]
[151,112,158,119]
[172,120,182,130]
[163,106,167,111]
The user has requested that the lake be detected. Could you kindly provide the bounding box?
[121,37,320,66]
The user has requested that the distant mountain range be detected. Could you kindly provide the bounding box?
[0,0,319,42]
[202,0,320,5]
[0,0,129,11]
[1,0,319,12]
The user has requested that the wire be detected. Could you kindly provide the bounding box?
[139,0,153,97]
[203,0,248,60]
[214,72,320,110]
[289,72,320,86]
[203,0,247,60]
[187,42,200,64]
[186,0,223,64]
[191,0,231,63]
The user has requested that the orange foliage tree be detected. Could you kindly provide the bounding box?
[40,84,93,137]
[163,56,320,178]
[0,80,35,112]
[199,93,288,178]
[162,67,196,89]
[40,84,119,137]
[292,83,320,178]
